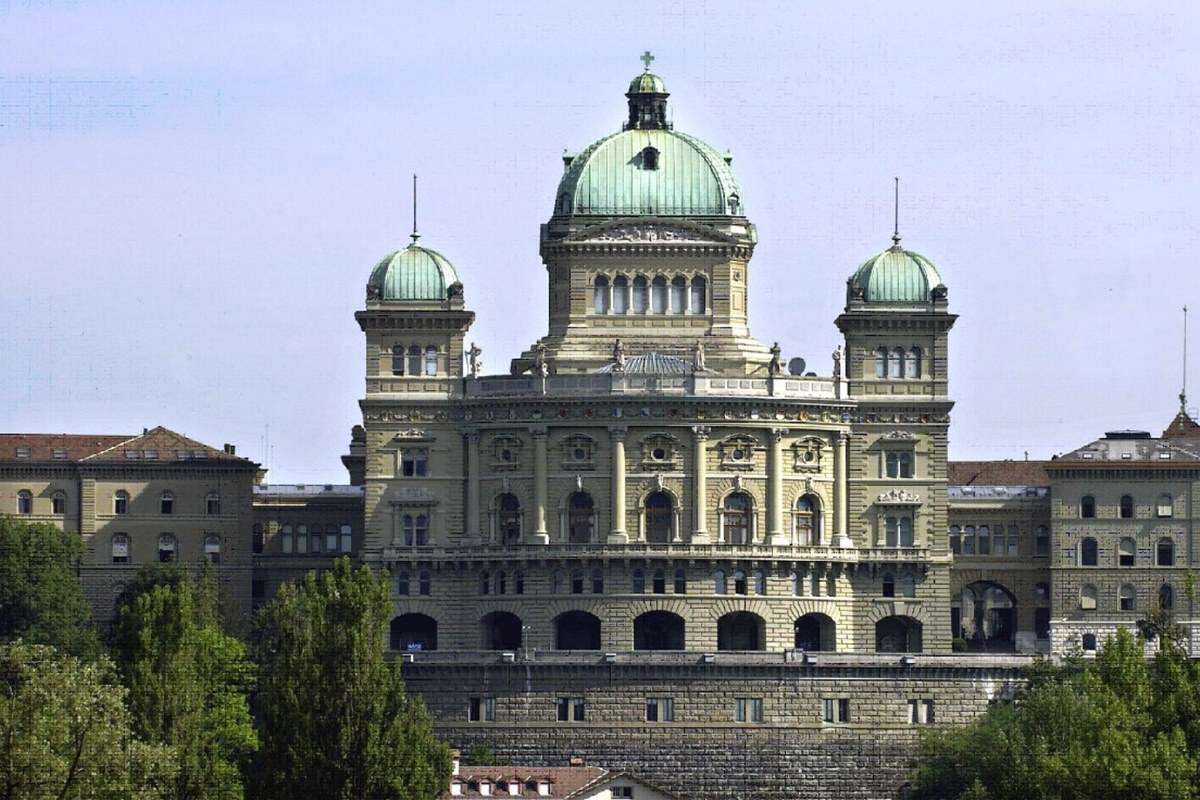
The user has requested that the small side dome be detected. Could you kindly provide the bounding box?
[366,239,461,302]
[628,72,667,95]
[848,241,945,305]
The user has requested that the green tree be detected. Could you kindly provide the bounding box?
[251,557,451,800]
[0,640,176,800]
[0,517,99,658]
[911,627,1199,800]
[112,572,257,800]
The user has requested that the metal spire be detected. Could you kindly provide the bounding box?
[410,173,420,244]
[891,176,901,248]
[1183,305,1190,413]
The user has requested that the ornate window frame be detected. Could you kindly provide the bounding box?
[717,434,758,471]
[560,434,596,470]
[639,433,681,471]
[490,433,523,471]
[791,436,825,473]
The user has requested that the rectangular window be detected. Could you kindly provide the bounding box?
[735,697,763,723]
[612,789,634,799]
[885,451,914,479]
[1035,527,1050,557]
[340,525,352,552]
[822,698,851,724]
[252,580,265,599]
[401,448,429,477]
[645,696,674,722]
[908,699,935,724]
[556,697,585,722]
[1007,525,1020,556]
[469,697,496,722]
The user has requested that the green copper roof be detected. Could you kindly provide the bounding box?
[849,243,944,303]
[628,72,667,94]
[555,129,741,217]
[368,240,461,301]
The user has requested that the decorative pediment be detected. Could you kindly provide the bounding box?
[881,430,917,440]
[791,436,825,473]
[392,428,431,441]
[568,218,734,244]
[876,488,921,505]
[718,434,759,470]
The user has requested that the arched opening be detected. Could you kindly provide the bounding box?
[406,345,422,376]
[593,275,610,314]
[794,613,836,651]
[1080,495,1096,518]
[480,611,523,650]
[612,275,629,314]
[497,493,521,545]
[567,492,594,544]
[645,491,673,544]
[717,611,765,651]
[554,611,601,650]
[670,275,687,314]
[723,492,753,545]
[390,613,437,652]
[1120,494,1134,519]
[794,494,820,545]
[650,275,668,313]
[633,611,685,651]
[631,276,648,313]
[689,276,706,313]
[1158,538,1175,566]
[875,615,923,653]
[956,582,1017,652]
[1080,537,1098,566]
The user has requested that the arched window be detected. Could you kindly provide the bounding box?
[631,569,645,594]
[1080,495,1096,519]
[514,571,524,594]
[113,490,129,515]
[1118,537,1136,567]
[723,492,753,545]
[1157,494,1174,518]
[157,534,176,563]
[1119,495,1134,519]
[205,492,221,516]
[875,616,922,653]
[714,569,727,595]
[555,611,601,650]
[612,275,629,314]
[889,347,904,378]
[905,347,922,378]
[16,490,32,515]
[407,345,421,375]
[752,570,766,595]
[632,276,648,313]
[497,571,509,595]
[1080,537,1098,566]
[391,344,405,375]
[324,524,338,553]
[391,614,437,651]
[111,533,130,564]
[949,525,961,554]
[1035,525,1050,556]
[651,276,668,313]
[795,495,819,545]
[1159,584,1174,610]
[634,611,685,650]
[418,571,431,595]
[204,535,220,564]
[875,348,888,378]
[570,570,583,594]
[340,524,352,552]
[159,491,174,515]
[1157,538,1175,567]
[641,146,659,170]
[497,493,521,545]
[424,346,438,376]
[882,572,896,598]
[51,491,66,515]
[977,525,991,555]
[733,570,748,595]
[479,571,490,595]
[645,491,673,543]
[309,526,322,553]
[794,613,836,652]
[690,276,706,313]
[480,611,523,650]
[593,275,610,314]
[1080,584,1098,610]
[281,525,293,553]
[395,571,410,596]
[591,568,604,594]
[296,525,308,553]
[567,492,594,544]
[1119,584,1136,612]
[717,611,764,651]
[652,569,666,594]
[670,276,687,314]
[674,567,687,594]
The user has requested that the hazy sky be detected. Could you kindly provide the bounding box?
[2,1,1197,482]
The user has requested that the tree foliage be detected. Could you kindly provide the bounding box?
[911,626,1200,800]
[0,641,176,800]
[251,557,451,800]
[0,517,99,658]
[112,571,257,800]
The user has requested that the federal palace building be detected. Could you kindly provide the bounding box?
[4,61,1197,799]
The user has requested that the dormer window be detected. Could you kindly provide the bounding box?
[641,146,659,170]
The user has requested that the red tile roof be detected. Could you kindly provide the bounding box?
[0,427,253,466]
[81,426,247,463]
[1163,410,1200,440]
[445,767,606,799]
[948,460,1051,487]
[0,433,131,462]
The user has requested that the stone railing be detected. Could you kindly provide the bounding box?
[377,543,932,565]
[462,373,840,402]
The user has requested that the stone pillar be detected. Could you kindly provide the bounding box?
[608,427,628,544]
[465,431,481,544]
[834,431,853,548]
[531,426,549,544]
[691,425,710,544]
[767,427,787,545]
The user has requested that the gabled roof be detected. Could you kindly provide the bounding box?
[445,767,605,798]
[81,426,251,464]
[1163,410,1200,440]
[1052,430,1200,465]
[948,460,1051,487]
[0,433,131,463]
[0,427,254,467]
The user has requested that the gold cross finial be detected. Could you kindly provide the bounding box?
[640,50,654,72]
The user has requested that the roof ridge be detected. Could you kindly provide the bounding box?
[79,432,148,461]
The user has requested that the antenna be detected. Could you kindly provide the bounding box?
[1183,305,1190,413]
[892,176,901,247]
[411,173,420,243]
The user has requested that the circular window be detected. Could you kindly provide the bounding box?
[733,449,746,461]
[573,448,586,461]
[500,449,512,462]
[803,450,815,462]
[652,447,666,461]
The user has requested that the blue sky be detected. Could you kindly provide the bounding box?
[2,1,1196,481]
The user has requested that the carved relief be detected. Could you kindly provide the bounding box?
[490,433,523,471]
[572,222,727,243]
[881,430,917,440]
[876,488,921,504]
[561,434,596,470]
[639,433,682,470]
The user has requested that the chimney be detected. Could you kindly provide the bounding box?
[568,756,585,767]
[451,750,461,776]
[223,443,236,455]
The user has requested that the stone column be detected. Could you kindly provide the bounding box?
[834,431,853,548]
[767,427,787,546]
[691,425,710,544]
[531,426,549,544]
[465,431,481,544]
[608,427,628,544]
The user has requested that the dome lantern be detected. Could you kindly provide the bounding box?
[624,51,670,131]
